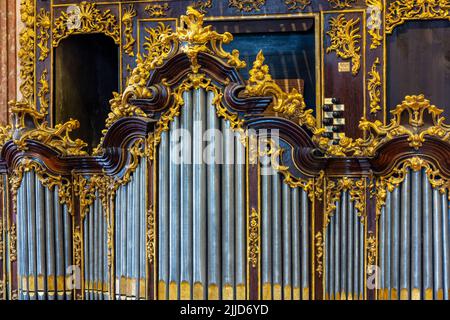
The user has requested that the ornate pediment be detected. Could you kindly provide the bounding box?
[327,94,450,157]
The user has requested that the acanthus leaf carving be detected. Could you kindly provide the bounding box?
[285,0,311,10]
[386,0,450,34]
[122,5,137,56]
[326,95,450,157]
[229,0,266,12]
[52,1,120,47]
[368,58,381,114]
[326,14,362,76]
[244,51,328,149]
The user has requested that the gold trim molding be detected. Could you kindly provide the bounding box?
[52,1,120,47]
[386,0,450,34]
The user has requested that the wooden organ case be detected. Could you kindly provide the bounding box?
[0,1,449,301]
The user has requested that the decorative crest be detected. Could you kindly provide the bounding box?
[386,0,450,34]
[244,51,327,147]
[326,95,450,157]
[8,101,87,156]
[52,1,120,47]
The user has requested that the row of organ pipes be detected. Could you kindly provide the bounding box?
[7,91,450,301]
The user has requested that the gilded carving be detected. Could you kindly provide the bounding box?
[9,102,87,156]
[74,174,110,219]
[315,231,324,277]
[147,205,155,264]
[9,159,73,219]
[192,0,212,13]
[96,7,248,155]
[36,8,50,61]
[326,14,361,76]
[229,0,266,12]
[366,0,383,49]
[18,0,35,103]
[375,156,449,217]
[326,95,450,157]
[285,0,311,10]
[37,70,49,115]
[366,231,377,266]
[368,58,381,114]
[0,125,12,149]
[9,223,17,262]
[244,51,327,148]
[53,1,120,47]
[325,177,366,228]
[73,225,82,267]
[252,134,313,192]
[163,7,246,74]
[248,208,259,268]
[122,5,137,56]
[328,0,356,8]
[386,0,450,34]
[145,3,170,17]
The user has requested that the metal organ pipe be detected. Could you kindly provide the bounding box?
[325,189,365,300]
[15,171,72,300]
[156,88,249,300]
[379,168,450,300]
[260,155,310,300]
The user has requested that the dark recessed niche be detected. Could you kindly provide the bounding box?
[387,20,450,118]
[212,18,317,110]
[54,34,119,152]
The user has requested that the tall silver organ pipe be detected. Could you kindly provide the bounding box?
[325,190,365,300]
[157,88,247,300]
[260,158,310,300]
[114,156,147,300]
[83,191,109,300]
[379,168,450,300]
[16,171,72,300]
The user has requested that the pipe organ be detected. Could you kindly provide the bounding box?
[1,4,450,301]
[378,167,450,300]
